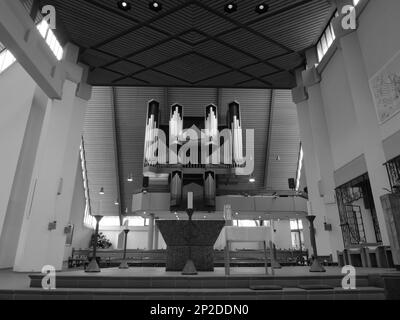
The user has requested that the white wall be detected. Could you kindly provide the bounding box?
[273,220,292,250]
[97,221,295,252]
[320,51,363,171]
[318,0,400,174]
[63,160,93,261]
[358,0,400,147]
[99,226,167,250]
[214,220,294,251]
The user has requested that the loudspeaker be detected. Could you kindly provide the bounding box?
[288,178,295,190]
[143,176,149,188]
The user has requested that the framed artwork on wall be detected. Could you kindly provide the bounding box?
[370,49,400,124]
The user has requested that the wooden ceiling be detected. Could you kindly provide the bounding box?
[40,0,334,88]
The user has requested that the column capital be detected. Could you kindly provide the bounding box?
[292,85,309,104]
[76,64,92,101]
[302,66,321,88]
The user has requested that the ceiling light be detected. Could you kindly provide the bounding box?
[255,2,269,14]
[114,200,119,206]
[249,177,256,183]
[117,1,131,11]
[224,2,237,13]
[149,1,163,12]
[99,187,105,195]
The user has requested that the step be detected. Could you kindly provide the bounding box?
[0,287,385,300]
[29,274,372,289]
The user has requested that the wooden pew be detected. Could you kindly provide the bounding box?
[68,248,309,269]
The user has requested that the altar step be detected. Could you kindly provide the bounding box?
[0,287,385,300]
[29,274,379,290]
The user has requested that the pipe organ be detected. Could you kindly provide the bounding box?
[142,100,247,211]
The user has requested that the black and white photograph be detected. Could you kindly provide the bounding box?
[0,0,400,308]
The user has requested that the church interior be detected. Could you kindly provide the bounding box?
[0,0,400,301]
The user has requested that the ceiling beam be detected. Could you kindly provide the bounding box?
[193,0,295,54]
[0,0,63,99]
[194,51,273,87]
[197,0,314,46]
[82,0,195,51]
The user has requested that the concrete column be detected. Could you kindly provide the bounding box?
[302,59,344,259]
[336,28,390,245]
[0,64,39,243]
[147,214,155,251]
[0,72,49,268]
[153,219,159,250]
[13,44,92,272]
[292,85,332,256]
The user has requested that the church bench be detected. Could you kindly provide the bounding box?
[68,249,167,268]
[214,249,308,266]
[68,248,309,269]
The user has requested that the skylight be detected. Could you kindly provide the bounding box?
[316,0,360,63]
[0,19,63,75]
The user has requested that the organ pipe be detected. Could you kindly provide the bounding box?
[144,100,160,165]
[228,101,244,165]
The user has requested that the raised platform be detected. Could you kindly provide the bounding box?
[1,267,399,300]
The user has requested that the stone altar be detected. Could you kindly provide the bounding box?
[156,220,225,271]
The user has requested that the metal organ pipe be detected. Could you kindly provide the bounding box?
[169,104,183,164]
[170,171,183,207]
[205,104,219,164]
[144,100,160,165]
[204,171,216,207]
[229,102,244,165]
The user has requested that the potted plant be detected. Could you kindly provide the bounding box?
[89,232,112,249]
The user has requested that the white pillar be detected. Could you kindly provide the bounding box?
[0,64,38,241]
[147,214,155,251]
[334,18,390,245]
[292,84,333,256]
[302,59,344,259]
[13,44,92,272]
[0,70,48,268]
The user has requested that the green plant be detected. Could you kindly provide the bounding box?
[90,232,112,249]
